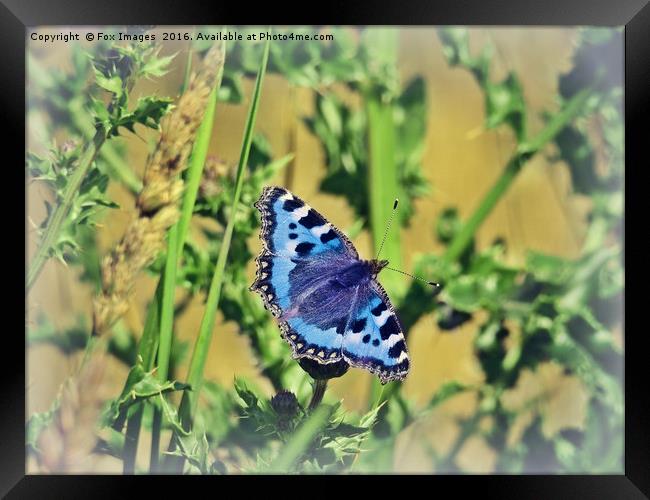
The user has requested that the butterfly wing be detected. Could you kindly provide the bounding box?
[254,186,357,261]
[341,280,410,384]
[251,186,359,363]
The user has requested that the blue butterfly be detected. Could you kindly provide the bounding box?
[249,186,409,384]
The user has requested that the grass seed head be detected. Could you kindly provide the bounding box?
[93,41,225,336]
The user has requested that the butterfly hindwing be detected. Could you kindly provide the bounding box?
[280,314,347,363]
[341,282,410,383]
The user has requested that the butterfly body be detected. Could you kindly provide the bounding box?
[250,186,409,384]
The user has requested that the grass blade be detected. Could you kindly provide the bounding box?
[121,40,226,473]
[162,37,270,473]
[178,37,271,430]
[149,42,221,474]
[366,96,403,297]
[149,223,179,471]
[177,85,219,247]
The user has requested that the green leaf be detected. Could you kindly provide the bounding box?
[105,359,190,428]
[141,52,175,78]
[525,251,575,285]
[234,378,259,409]
[485,73,527,140]
[91,97,111,125]
[93,67,123,96]
[176,39,272,439]
[166,429,212,474]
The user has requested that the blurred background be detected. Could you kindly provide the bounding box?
[27,26,623,473]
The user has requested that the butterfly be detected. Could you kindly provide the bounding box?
[249,186,409,384]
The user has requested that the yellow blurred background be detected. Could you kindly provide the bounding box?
[27,27,595,472]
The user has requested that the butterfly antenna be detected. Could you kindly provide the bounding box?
[375,198,399,260]
[384,267,440,288]
[375,198,439,288]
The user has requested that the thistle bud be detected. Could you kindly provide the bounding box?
[271,390,299,419]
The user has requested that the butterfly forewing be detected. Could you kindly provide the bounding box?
[254,186,357,259]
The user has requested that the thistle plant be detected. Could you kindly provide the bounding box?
[27,39,174,291]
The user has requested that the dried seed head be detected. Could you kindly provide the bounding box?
[93,41,225,336]
[34,355,110,473]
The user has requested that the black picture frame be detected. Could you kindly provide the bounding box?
[6,0,648,497]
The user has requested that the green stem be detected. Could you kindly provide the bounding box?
[308,379,328,411]
[365,89,403,298]
[365,94,402,409]
[122,291,160,473]
[149,223,179,472]
[442,89,592,264]
[122,82,220,471]
[134,86,221,380]
[123,404,144,474]
[362,29,405,411]
[149,405,162,472]
[27,129,106,290]
[443,153,525,264]
[163,40,270,473]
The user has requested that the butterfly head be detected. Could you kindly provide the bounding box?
[369,259,389,277]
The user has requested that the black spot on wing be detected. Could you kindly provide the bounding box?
[362,334,371,344]
[298,209,323,229]
[289,223,297,229]
[335,318,347,335]
[289,233,298,239]
[372,339,380,347]
[283,198,304,212]
[379,316,400,340]
[295,242,315,256]
[388,340,406,358]
[320,229,338,244]
[371,302,388,316]
[351,317,367,333]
